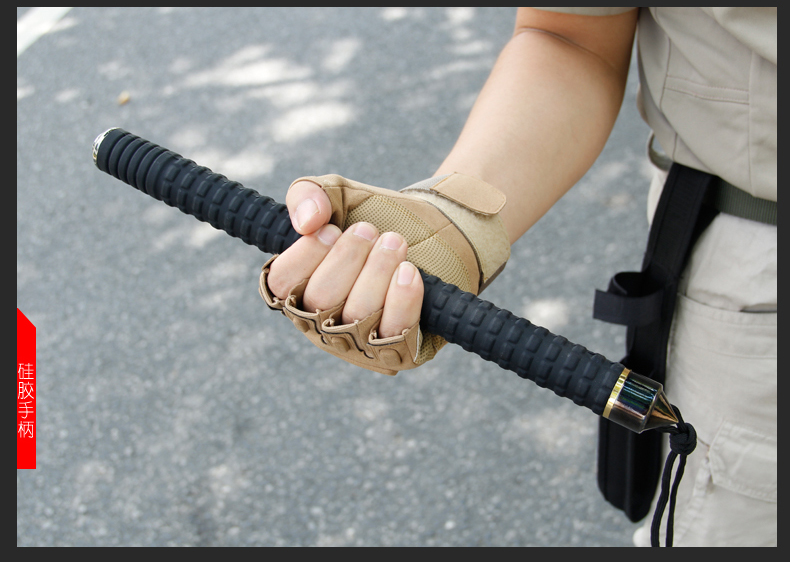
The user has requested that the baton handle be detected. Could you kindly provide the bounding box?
[93,128,677,433]
[92,127,301,254]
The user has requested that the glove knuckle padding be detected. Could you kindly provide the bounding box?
[260,173,510,375]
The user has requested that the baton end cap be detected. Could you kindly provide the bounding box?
[92,127,122,167]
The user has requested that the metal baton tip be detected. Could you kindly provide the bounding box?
[92,127,121,166]
[602,368,679,433]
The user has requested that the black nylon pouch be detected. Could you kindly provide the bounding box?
[593,163,717,522]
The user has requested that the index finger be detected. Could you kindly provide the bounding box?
[286,179,333,235]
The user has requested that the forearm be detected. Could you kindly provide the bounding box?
[435,19,635,244]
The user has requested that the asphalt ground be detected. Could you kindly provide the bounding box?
[17,7,653,546]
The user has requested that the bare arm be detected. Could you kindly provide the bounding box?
[267,8,639,340]
[436,7,638,244]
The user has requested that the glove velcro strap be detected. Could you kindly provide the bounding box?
[401,174,510,292]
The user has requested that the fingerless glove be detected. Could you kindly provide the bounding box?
[259,173,510,374]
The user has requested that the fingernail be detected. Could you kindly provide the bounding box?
[295,198,319,229]
[380,232,403,251]
[396,262,416,286]
[353,222,377,241]
[316,224,340,246]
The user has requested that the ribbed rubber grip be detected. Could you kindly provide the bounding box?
[94,128,300,255]
[420,275,622,415]
[94,128,623,417]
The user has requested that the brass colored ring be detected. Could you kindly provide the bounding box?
[603,367,630,419]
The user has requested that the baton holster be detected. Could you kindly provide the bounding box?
[593,162,717,522]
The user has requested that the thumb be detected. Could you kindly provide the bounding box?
[286,180,333,235]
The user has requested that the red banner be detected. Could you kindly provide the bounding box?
[17,309,36,469]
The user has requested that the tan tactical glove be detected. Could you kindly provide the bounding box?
[259,173,510,375]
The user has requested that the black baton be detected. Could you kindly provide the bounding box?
[92,127,677,434]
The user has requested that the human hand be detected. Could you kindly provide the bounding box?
[259,173,509,375]
[266,179,423,340]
